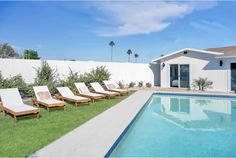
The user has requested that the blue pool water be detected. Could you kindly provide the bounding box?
[110,94,236,157]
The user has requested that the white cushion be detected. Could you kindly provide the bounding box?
[65,95,89,100]
[33,86,52,100]
[0,88,23,107]
[103,80,119,89]
[110,88,127,92]
[6,104,38,112]
[75,82,90,94]
[87,92,104,97]
[57,87,74,97]
[90,82,105,92]
[39,98,64,104]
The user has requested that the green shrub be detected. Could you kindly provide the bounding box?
[59,67,80,92]
[192,77,213,91]
[146,82,152,88]
[138,81,143,87]
[118,81,124,89]
[79,66,111,86]
[129,81,136,88]
[0,72,32,97]
[34,61,58,95]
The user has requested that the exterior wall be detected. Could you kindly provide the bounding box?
[159,51,236,92]
[0,59,159,86]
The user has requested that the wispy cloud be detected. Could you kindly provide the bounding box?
[190,20,229,32]
[92,1,217,36]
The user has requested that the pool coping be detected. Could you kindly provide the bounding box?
[30,90,154,157]
[155,91,236,98]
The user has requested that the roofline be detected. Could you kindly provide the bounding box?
[215,55,236,59]
[152,48,224,62]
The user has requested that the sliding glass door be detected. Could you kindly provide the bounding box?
[231,63,236,92]
[170,64,179,87]
[180,64,190,88]
[169,64,190,88]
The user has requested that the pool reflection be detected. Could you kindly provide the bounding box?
[152,96,236,131]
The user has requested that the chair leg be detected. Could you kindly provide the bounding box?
[47,107,50,112]
[2,110,6,116]
[64,106,66,111]
[75,102,78,109]
[14,115,17,123]
[36,113,40,119]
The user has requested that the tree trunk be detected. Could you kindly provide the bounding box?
[110,47,113,62]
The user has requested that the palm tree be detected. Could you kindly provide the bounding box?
[134,53,139,63]
[127,49,132,62]
[109,41,115,62]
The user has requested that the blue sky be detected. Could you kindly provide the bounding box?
[0,1,236,63]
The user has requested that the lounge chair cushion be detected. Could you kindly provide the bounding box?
[0,88,23,106]
[39,98,64,105]
[111,88,128,92]
[6,104,38,113]
[101,91,118,95]
[65,95,89,101]
[79,87,90,94]
[37,91,51,100]
[87,93,104,97]
[107,84,116,89]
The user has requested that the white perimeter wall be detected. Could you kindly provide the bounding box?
[160,51,236,92]
[0,59,160,86]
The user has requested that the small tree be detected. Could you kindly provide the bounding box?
[23,49,40,59]
[192,77,213,91]
[0,43,19,58]
[34,61,58,94]
[109,41,115,62]
[134,53,139,63]
[127,49,132,62]
[79,66,111,86]
[59,67,80,92]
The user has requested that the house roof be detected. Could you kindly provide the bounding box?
[152,48,224,62]
[205,46,236,58]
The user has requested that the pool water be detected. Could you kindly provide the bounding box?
[110,94,236,157]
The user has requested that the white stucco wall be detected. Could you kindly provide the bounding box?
[0,59,159,86]
[159,51,236,92]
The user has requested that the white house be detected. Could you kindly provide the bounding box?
[153,46,236,92]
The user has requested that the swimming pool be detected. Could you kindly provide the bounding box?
[110,93,236,157]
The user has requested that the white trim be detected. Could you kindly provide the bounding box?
[153,48,224,62]
[215,55,236,59]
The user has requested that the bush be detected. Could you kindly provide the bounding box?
[138,81,143,87]
[34,61,58,95]
[118,81,124,89]
[146,82,152,87]
[79,66,111,86]
[129,81,136,88]
[59,67,80,93]
[0,72,32,97]
[192,77,213,91]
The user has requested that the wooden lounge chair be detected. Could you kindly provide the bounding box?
[90,82,120,99]
[56,87,91,109]
[103,80,129,95]
[32,86,66,112]
[0,88,40,123]
[74,82,105,102]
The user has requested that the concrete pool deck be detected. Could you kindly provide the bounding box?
[31,90,154,157]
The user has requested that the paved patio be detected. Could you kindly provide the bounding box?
[31,90,154,157]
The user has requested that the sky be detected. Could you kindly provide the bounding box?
[0,1,236,63]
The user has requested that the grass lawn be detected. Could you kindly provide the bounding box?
[0,94,131,157]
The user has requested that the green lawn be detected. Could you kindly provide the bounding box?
[0,94,131,157]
